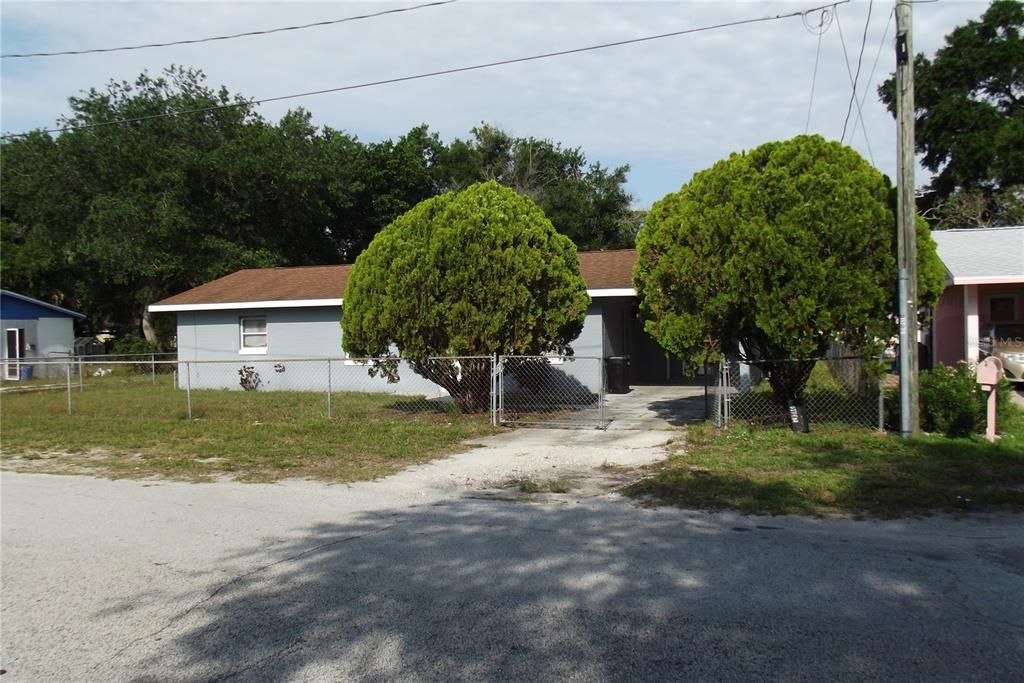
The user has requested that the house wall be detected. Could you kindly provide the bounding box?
[0,316,74,378]
[177,307,445,395]
[36,318,76,359]
[176,306,609,395]
[934,282,1024,366]
[933,285,965,367]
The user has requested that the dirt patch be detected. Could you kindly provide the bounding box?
[473,465,647,503]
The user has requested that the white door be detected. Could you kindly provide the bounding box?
[5,328,25,379]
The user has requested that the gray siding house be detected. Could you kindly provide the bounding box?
[149,250,679,394]
[1,290,85,379]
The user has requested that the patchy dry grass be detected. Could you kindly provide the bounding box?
[627,409,1024,517]
[515,478,572,494]
[0,379,496,483]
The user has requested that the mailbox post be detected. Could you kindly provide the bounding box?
[976,357,1003,443]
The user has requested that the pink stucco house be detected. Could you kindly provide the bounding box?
[930,226,1024,368]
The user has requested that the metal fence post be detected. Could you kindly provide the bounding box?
[327,358,333,419]
[78,357,84,392]
[491,356,499,423]
[497,356,504,425]
[185,361,193,420]
[719,358,730,429]
[599,356,606,424]
[151,353,156,385]
[66,362,72,415]
[878,378,885,432]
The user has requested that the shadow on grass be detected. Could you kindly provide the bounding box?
[628,424,1024,517]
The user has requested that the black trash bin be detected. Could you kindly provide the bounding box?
[606,356,631,394]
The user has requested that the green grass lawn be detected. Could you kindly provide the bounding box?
[627,408,1024,517]
[1,379,495,482]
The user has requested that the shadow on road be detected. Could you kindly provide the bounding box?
[116,501,1024,681]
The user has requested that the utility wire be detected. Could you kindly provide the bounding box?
[1,0,851,140]
[1,0,458,59]
[833,5,875,163]
[850,7,894,150]
[803,8,833,133]
[840,0,873,143]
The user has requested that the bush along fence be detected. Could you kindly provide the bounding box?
[1,354,607,428]
[714,355,884,431]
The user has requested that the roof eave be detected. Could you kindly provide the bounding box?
[950,276,1024,286]
[149,298,343,313]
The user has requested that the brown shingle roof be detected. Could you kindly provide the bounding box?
[152,249,636,308]
[576,249,637,290]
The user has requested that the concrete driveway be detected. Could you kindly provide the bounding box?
[3,433,1023,682]
[604,384,710,430]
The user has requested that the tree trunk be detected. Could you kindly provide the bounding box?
[141,307,156,344]
[412,357,492,414]
[763,359,816,433]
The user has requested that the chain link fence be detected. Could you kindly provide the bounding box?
[496,355,607,428]
[1,355,541,425]
[714,355,883,430]
[2,354,611,428]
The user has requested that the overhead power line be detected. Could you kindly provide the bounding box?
[803,8,835,133]
[833,4,875,164]
[840,0,873,143]
[1,0,850,140]
[1,0,458,59]
[850,7,894,152]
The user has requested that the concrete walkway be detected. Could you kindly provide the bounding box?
[604,384,710,430]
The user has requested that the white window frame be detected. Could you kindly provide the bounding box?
[239,316,268,355]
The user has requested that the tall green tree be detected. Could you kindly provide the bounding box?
[341,180,589,411]
[0,68,362,339]
[1,71,636,342]
[633,135,944,422]
[879,0,1024,211]
[439,124,635,249]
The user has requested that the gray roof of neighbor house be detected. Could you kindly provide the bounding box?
[150,249,639,312]
[931,226,1024,285]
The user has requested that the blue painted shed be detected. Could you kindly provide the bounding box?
[1,290,85,379]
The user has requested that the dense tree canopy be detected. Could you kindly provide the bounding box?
[879,0,1024,217]
[341,181,589,410]
[1,68,632,342]
[442,124,636,249]
[634,135,944,412]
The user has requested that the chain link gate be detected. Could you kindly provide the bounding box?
[494,355,608,428]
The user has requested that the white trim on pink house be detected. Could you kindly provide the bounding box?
[964,285,980,364]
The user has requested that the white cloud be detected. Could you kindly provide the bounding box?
[0,0,989,205]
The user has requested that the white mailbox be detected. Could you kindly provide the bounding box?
[977,356,1004,443]
[977,356,1003,387]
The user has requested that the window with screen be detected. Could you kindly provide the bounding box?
[239,317,267,353]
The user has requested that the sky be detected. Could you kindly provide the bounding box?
[0,0,989,208]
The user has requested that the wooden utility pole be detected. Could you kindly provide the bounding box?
[895,0,919,436]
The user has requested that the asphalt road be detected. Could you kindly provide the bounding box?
[3,467,1024,681]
